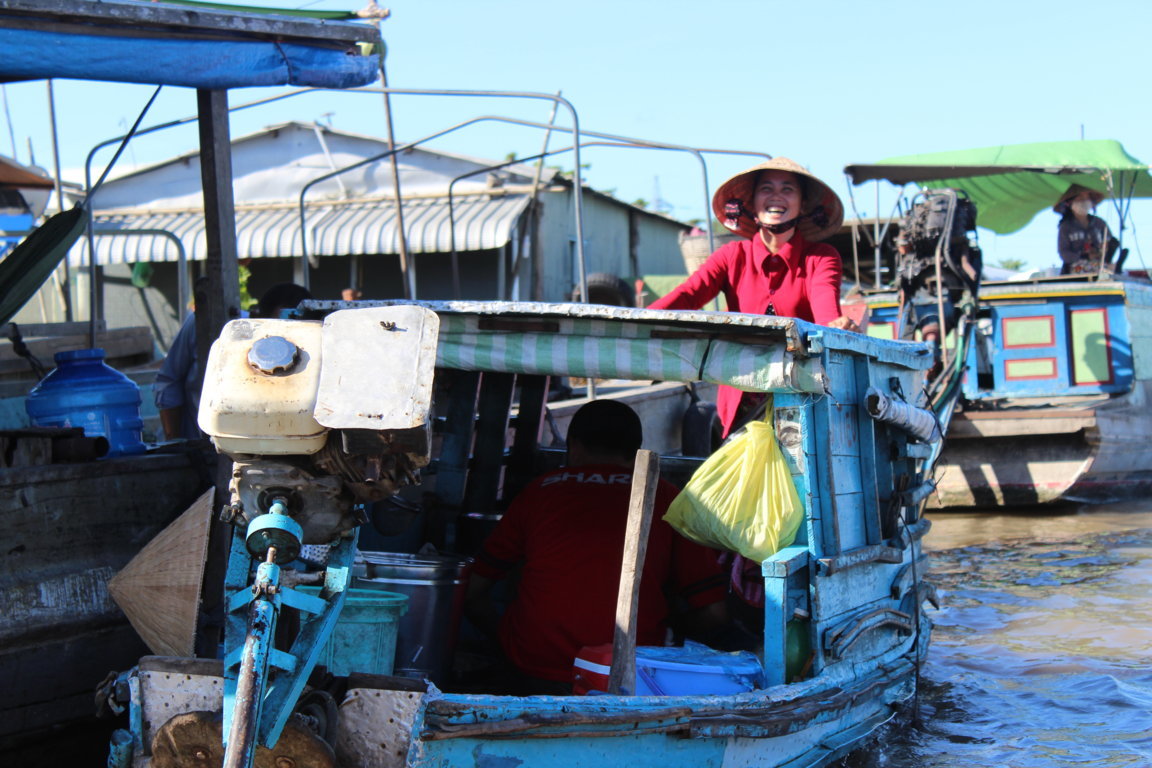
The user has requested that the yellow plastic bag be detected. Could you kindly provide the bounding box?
[663,416,803,562]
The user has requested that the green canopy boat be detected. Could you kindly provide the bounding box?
[844,139,1152,236]
[847,141,1152,508]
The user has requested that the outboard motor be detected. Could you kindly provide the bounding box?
[191,306,439,768]
[895,188,981,343]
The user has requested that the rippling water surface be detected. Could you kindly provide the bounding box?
[847,501,1152,767]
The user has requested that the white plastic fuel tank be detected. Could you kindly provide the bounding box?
[198,318,327,455]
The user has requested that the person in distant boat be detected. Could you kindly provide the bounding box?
[647,157,856,436]
[1055,185,1116,275]
[464,400,728,694]
[154,277,211,441]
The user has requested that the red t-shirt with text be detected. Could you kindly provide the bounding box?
[472,463,727,681]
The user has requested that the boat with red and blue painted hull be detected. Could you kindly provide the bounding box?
[847,140,1152,508]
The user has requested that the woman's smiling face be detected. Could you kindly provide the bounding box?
[752,170,802,228]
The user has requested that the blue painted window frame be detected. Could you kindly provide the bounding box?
[965,296,1132,399]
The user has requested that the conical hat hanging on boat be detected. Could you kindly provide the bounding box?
[107,488,214,657]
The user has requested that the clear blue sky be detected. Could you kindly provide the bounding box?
[2,0,1149,273]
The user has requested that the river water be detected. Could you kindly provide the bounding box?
[847,500,1152,767]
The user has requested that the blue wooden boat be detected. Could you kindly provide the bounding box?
[109,301,944,768]
[846,141,1152,508]
[930,278,1150,507]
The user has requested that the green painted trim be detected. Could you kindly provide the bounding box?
[980,288,1126,301]
[157,0,359,18]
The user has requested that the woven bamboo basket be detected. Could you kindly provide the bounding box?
[678,231,743,274]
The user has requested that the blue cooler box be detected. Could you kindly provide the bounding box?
[574,642,764,695]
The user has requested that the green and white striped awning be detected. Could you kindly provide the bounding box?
[311,301,843,394]
[437,313,716,384]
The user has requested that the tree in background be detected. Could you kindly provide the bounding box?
[239,262,256,312]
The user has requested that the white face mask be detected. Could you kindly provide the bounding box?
[1071,198,1094,216]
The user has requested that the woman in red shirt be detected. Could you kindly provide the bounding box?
[649,157,857,435]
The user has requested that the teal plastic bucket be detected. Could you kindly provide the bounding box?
[299,587,408,677]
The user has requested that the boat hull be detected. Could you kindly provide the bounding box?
[0,448,214,745]
[862,278,1152,509]
[393,658,919,768]
[122,635,926,768]
[932,379,1152,508]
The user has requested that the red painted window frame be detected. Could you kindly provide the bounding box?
[1004,357,1059,381]
[1070,307,1114,385]
[1001,315,1056,349]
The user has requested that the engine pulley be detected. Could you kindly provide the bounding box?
[245,512,304,564]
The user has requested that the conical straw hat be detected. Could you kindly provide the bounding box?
[712,157,844,242]
[108,488,214,657]
[1053,183,1105,213]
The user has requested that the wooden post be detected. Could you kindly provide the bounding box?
[195,88,241,370]
[504,374,550,501]
[194,88,241,657]
[608,449,660,695]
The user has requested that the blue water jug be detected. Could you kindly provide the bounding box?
[25,348,146,457]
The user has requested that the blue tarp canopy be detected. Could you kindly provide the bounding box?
[0,0,382,89]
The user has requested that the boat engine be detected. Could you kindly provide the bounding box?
[201,306,438,541]
[195,305,439,768]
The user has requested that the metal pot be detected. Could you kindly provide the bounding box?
[353,551,472,686]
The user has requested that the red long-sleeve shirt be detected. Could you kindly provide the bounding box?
[650,232,842,321]
[649,232,843,434]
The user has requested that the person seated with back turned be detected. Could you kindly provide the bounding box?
[648,157,857,436]
[1055,184,1117,275]
[464,399,729,695]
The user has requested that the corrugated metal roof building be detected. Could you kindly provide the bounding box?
[83,193,533,264]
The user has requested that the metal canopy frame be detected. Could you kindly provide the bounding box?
[296,91,771,303]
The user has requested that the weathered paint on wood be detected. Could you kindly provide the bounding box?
[1,448,214,740]
[609,450,659,695]
[1,0,382,45]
